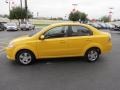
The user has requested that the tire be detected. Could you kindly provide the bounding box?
[85,48,100,62]
[16,50,35,65]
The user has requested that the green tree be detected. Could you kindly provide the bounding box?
[80,13,88,23]
[9,7,33,20]
[100,16,110,22]
[69,11,80,21]
[69,10,87,22]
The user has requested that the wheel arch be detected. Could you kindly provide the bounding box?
[15,49,36,60]
[13,43,39,59]
[85,47,101,55]
[83,43,103,56]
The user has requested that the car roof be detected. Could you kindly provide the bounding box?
[32,22,101,38]
[47,22,91,27]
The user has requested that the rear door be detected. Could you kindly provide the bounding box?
[65,25,93,56]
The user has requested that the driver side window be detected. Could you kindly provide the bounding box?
[44,26,68,39]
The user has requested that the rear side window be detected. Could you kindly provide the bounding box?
[68,26,93,36]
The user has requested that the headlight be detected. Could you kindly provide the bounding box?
[8,42,14,48]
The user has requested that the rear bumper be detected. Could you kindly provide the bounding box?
[102,42,112,54]
[20,27,30,30]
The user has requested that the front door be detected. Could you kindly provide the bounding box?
[37,26,69,58]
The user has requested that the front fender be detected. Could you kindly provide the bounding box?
[13,44,39,59]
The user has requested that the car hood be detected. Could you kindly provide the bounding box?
[7,26,17,28]
[11,35,31,44]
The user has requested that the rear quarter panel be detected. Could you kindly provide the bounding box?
[82,34,112,56]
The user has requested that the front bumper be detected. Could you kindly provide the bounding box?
[6,29,18,31]
[5,47,15,60]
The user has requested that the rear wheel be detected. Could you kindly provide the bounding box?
[16,50,35,65]
[85,48,100,62]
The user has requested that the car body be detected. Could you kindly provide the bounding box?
[20,23,29,30]
[20,22,35,30]
[6,22,112,65]
[0,23,6,31]
[6,23,18,31]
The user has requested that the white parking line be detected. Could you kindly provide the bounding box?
[0,42,8,45]
[0,51,5,56]
[0,42,8,49]
[0,48,5,55]
[0,46,4,48]
[0,48,5,52]
[0,41,7,56]
[0,38,10,40]
[0,45,6,50]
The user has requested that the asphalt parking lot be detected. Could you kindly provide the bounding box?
[0,29,120,90]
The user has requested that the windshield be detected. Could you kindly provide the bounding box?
[7,23,16,26]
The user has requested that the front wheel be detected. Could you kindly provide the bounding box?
[85,48,100,62]
[16,50,35,65]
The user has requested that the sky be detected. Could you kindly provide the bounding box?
[0,0,120,19]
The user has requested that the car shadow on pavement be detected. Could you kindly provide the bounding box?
[9,56,105,67]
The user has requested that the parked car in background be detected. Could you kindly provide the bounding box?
[27,22,35,30]
[6,22,112,65]
[20,22,35,31]
[88,23,101,29]
[89,22,116,30]
[0,28,2,31]
[104,23,110,29]
[0,23,6,31]
[98,23,107,29]
[112,23,120,31]
[105,23,115,30]
[6,23,18,31]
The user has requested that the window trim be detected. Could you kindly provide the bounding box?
[67,25,93,37]
[43,25,68,39]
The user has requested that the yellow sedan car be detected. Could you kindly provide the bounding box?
[6,22,112,65]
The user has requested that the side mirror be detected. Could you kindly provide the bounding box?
[40,35,45,40]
